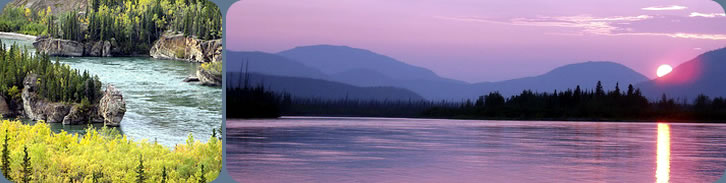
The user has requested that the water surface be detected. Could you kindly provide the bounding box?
[227,117,726,183]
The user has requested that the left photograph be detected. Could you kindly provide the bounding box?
[0,0,222,182]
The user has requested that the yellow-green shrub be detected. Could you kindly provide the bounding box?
[200,62,222,75]
[0,120,221,182]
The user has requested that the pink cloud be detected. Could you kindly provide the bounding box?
[642,5,687,11]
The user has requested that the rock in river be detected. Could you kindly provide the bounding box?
[197,67,222,86]
[21,73,125,125]
[33,37,84,57]
[98,85,126,126]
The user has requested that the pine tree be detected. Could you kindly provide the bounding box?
[92,169,103,183]
[627,84,634,96]
[198,164,206,183]
[135,155,145,183]
[21,146,31,183]
[1,130,10,181]
[160,166,167,183]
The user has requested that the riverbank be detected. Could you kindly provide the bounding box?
[0,32,36,41]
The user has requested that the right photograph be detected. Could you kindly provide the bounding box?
[226,1,726,183]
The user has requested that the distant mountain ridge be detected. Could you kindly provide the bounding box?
[278,45,448,81]
[227,72,425,101]
[228,45,652,101]
[477,61,650,96]
[637,47,726,100]
[226,51,328,79]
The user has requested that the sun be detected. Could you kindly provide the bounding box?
[657,64,673,77]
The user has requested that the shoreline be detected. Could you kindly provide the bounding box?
[228,115,726,124]
[0,31,37,41]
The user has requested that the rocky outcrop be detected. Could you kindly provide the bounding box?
[98,85,126,127]
[33,37,84,57]
[21,74,74,123]
[21,73,125,125]
[196,68,222,86]
[0,96,10,118]
[201,39,222,63]
[84,40,112,57]
[149,34,222,63]
[62,105,104,125]
[33,37,116,57]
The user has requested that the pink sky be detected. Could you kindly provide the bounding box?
[226,0,726,83]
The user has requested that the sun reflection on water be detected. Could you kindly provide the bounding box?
[656,123,671,183]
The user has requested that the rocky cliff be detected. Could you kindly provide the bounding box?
[21,73,126,126]
[33,37,114,57]
[149,34,222,63]
[33,37,84,57]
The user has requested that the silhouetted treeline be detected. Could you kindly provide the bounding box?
[424,81,726,122]
[226,78,726,121]
[226,85,284,119]
[226,84,456,118]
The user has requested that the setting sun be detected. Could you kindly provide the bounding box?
[657,64,673,77]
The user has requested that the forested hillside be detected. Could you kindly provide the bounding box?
[1,0,222,54]
[0,42,101,106]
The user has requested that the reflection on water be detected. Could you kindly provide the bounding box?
[657,123,670,183]
[228,117,726,183]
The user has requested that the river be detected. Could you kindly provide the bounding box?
[1,38,222,147]
[227,117,726,183]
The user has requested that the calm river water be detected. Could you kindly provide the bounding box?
[227,117,726,183]
[1,38,222,147]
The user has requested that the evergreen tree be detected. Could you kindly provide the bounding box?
[92,169,103,183]
[627,84,634,96]
[21,146,31,183]
[160,166,167,183]
[198,164,205,183]
[135,155,145,183]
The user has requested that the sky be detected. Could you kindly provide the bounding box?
[226,0,726,83]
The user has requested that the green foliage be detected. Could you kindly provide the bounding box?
[6,86,19,102]
[60,11,82,41]
[81,0,222,54]
[0,120,222,182]
[0,7,46,36]
[3,0,221,54]
[0,43,102,104]
[200,61,221,75]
